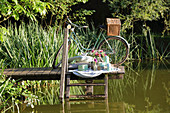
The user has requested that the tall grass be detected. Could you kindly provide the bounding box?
[1,22,60,68]
[0,22,84,110]
[125,31,169,61]
[0,22,79,68]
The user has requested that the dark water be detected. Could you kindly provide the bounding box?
[23,60,170,113]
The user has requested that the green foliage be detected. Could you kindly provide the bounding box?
[0,0,93,26]
[0,0,50,22]
[0,26,9,42]
[48,0,91,26]
[104,0,169,34]
[0,74,38,112]
[102,0,169,60]
[72,9,95,25]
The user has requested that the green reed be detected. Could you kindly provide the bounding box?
[127,27,169,61]
[0,22,85,108]
[1,22,61,68]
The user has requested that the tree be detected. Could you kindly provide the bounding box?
[0,0,92,42]
[104,0,169,35]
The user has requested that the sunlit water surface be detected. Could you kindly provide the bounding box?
[23,60,170,113]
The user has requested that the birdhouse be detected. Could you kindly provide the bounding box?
[106,18,121,36]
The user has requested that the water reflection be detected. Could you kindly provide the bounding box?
[107,60,170,112]
[64,100,110,113]
[23,60,170,113]
[24,100,127,113]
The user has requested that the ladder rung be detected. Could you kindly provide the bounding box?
[69,94,105,98]
[68,83,105,86]
[67,109,106,112]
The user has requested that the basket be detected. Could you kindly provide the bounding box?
[106,18,121,36]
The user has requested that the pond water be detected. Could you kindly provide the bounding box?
[23,60,170,113]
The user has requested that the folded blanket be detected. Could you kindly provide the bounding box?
[68,56,93,63]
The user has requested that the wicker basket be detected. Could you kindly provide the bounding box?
[106,18,121,36]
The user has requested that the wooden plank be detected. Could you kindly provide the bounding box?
[108,74,123,79]
[7,68,22,76]
[59,28,69,102]
[4,72,124,80]
[41,67,53,76]
[26,67,55,79]
[19,68,34,76]
[68,83,105,86]
[119,66,125,73]
[66,99,106,103]
[2,68,15,75]
[34,68,47,75]
[67,109,106,112]
[50,68,61,75]
[3,69,15,75]
[17,68,28,75]
[9,68,25,76]
[69,94,105,98]
[7,68,27,80]
[109,65,125,74]
[15,68,53,80]
[27,68,41,75]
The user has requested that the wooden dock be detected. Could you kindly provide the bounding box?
[0,65,124,101]
[0,28,126,102]
[0,65,125,80]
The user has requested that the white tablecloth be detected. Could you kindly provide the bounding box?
[69,67,120,78]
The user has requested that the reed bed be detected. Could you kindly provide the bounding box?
[0,22,83,112]
[1,22,62,68]
[126,28,169,61]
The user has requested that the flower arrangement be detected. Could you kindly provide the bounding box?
[94,58,97,65]
[90,50,110,70]
[93,58,98,71]
[91,50,106,63]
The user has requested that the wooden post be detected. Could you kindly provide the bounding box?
[105,99,109,113]
[104,74,108,99]
[59,28,69,103]
[66,75,71,99]
[85,80,93,95]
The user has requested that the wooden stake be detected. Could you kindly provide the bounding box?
[59,28,69,103]
[105,74,108,99]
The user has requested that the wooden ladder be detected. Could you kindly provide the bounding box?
[65,74,108,100]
